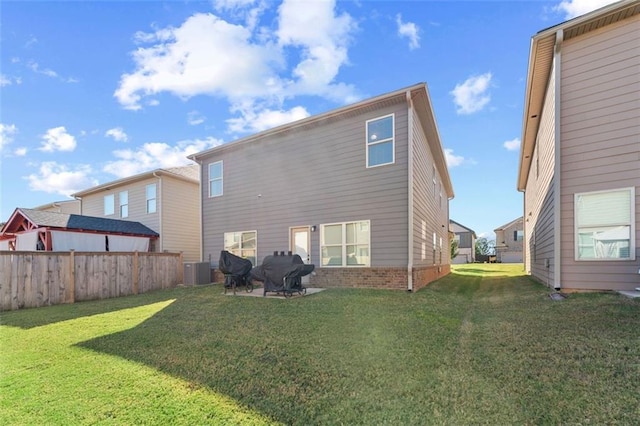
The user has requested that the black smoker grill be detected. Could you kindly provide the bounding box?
[250,252,315,298]
[218,250,254,294]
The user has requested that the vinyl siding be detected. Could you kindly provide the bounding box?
[525,63,557,285]
[159,176,200,262]
[200,101,410,268]
[79,177,164,253]
[411,106,449,267]
[559,15,640,290]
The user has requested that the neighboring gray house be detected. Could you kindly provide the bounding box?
[189,83,454,291]
[450,220,476,264]
[518,0,639,291]
[71,165,201,262]
[494,217,524,263]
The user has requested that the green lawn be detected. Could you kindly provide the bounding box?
[1,264,639,425]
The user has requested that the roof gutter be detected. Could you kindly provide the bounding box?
[406,90,414,292]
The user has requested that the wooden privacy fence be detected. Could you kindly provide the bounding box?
[0,251,184,311]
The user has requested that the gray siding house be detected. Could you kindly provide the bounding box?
[518,0,639,291]
[494,217,524,263]
[190,83,454,291]
[450,220,476,264]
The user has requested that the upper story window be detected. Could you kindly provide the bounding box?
[209,161,223,197]
[514,230,524,242]
[321,221,370,267]
[224,230,256,266]
[146,184,157,214]
[104,194,115,216]
[119,191,128,218]
[366,114,394,168]
[575,187,635,261]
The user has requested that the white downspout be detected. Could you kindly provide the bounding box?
[153,172,162,253]
[553,29,563,290]
[407,90,414,292]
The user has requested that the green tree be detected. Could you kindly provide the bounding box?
[475,237,496,256]
[450,238,459,260]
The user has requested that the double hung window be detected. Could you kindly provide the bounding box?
[209,161,223,197]
[224,231,257,266]
[575,187,634,260]
[119,191,129,218]
[104,194,115,216]
[366,115,394,167]
[321,221,370,267]
[146,184,157,214]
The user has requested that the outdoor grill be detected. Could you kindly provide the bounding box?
[218,250,253,294]
[250,252,315,297]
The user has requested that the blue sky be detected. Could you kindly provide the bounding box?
[0,0,617,240]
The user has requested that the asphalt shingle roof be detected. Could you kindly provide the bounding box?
[17,208,159,237]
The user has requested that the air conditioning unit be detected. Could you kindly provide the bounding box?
[183,262,211,285]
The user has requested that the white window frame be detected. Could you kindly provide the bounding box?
[366,114,394,168]
[104,194,115,216]
[209,161,223,198]
[574,187,635,261]
[320,220,371,267]
[119,191,128,218]
[223,230,257,266]
[146,184,157,214]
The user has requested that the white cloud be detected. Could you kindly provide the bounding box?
[444,148,465,167]
[14,147,28,156]
[26,162,98,196]
[0,123,18,151]
[28,61,58,78]
[553,0,618,19]
[396,14,420,50]
[115,1,358,133]
[503,138,521,151]
[451,73,492,115]
[1,74,22,86]
[187,111,206,126]
[115,13,284,111]
[105,127,129,142]
[40,127,77,152]
[226,104,309,133]
[103,137,223,178]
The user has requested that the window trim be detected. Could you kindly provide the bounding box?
[574,187,635,261]
[320,220,371,267]
[208,161,223,198]
[365,114,395,168]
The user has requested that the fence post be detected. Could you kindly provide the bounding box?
[133,251,139,295]
[178,252,184,285]
[69,250,75,304]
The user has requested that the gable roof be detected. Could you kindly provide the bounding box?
[1,208,159,237]
[72,164,199,198]
[449,219,477,237]
[518,0,640,191]
[189,83,454,199]
[494,217,524,232]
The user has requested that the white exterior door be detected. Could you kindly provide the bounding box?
[290,226,311,284]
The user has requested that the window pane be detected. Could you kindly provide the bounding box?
[367,116,393,144]
[147,199,156,213]
[120,205,128,218]
[146,184,156,199]
[578,226,631,260]
[322,246,343,266]
[368,141,393,167]
[210,180,223,197]
[324,224,342,245]
[577,189,631,226]
[347,245,369,265]
[104,195,114,215]
[224,232,240,251]
[209,162,222,179]
[346,222,368,244]
[242,232,256,249]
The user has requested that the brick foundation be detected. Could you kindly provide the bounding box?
[212,265,450,291]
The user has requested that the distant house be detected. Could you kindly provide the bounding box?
[494,217,524,263]
[449,220,476,264]
[33,200,81,214]
[518,1,639,291]
[71,165,201,262]
[0,208,158,251]
[189,83,454,291]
